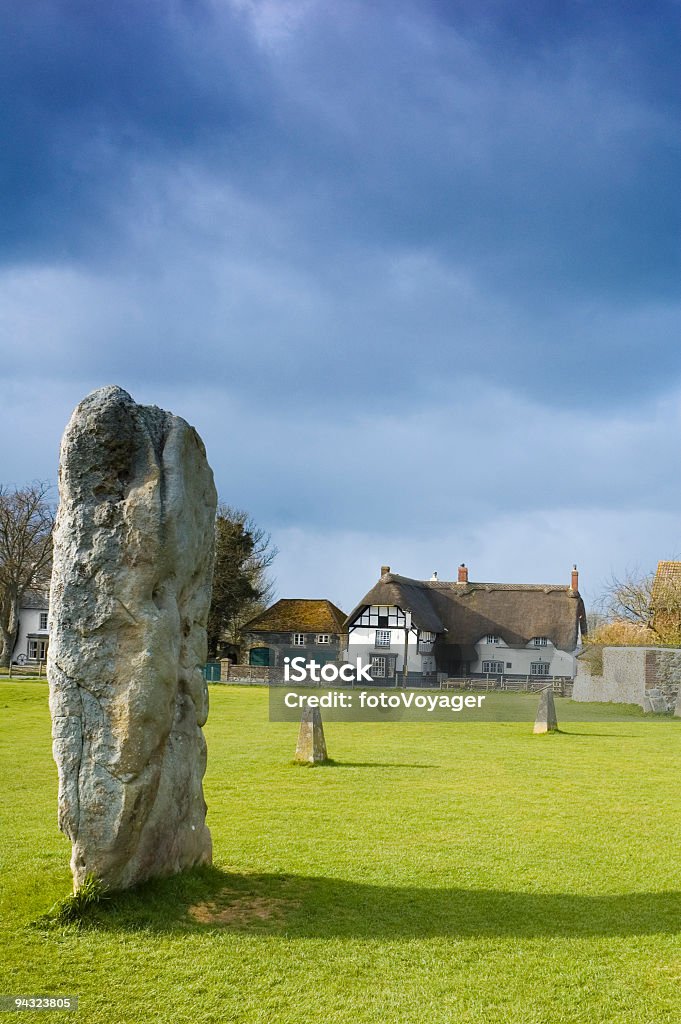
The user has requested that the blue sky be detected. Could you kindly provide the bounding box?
[2,0,681,611]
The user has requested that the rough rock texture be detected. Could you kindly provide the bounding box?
[533,686,558,734]
[295,707,328,763]
[47,386,217,891]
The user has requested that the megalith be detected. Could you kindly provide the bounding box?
[295,707,328,763]
[47,386,217,891]
[533,685,558,734]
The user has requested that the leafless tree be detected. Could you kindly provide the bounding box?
[593,565,681,645]
[597,568,655,627]
[0,482,55,667]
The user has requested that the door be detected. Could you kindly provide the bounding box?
[249,647,271,666]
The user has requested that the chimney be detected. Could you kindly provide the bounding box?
[381,565,391,577]
[457,563,469,584]
[571,564,579,592]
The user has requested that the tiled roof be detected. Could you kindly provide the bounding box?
[243,599,346,634]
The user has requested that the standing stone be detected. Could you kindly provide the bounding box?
[295,707,328,763]
[533,685,559,734]
[47,386,217,891]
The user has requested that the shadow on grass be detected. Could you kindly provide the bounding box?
[36,863,681,939]
[310,761,440,769]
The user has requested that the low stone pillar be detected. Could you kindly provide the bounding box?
[295,707,328,763]
[533,685,558,734]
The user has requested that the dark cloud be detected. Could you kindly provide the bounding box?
[2,0,681,604]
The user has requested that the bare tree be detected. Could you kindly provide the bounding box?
[597,568,655,627]
[0,482,55,667]
[592,565,681,646]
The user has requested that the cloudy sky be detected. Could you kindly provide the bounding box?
[2,0,681,611]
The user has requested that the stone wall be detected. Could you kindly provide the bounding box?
[573,646,681,710]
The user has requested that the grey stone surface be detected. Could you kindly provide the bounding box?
[574,646,681,711]
[47,386,217,891]
[646,689,668,713]
[295,706,328,763]
[533,685,558,734]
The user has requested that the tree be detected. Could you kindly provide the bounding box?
[0,482,55,667]
[206,505,277,658]
[588,565,681,647]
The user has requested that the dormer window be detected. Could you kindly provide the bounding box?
[292,633,306,646]
[485,634,500,644]
[533,636,548,647]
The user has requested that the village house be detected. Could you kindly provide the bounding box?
[240,598,347,668]
[344,564,587,684]
[10,591,49,665]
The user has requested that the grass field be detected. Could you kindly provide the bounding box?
[2,682,681,1023]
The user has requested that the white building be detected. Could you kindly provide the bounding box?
[10,591,49,665]
[344,564,587,684]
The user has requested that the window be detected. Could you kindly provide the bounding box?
[482,660,504,674]
[28,639,48,662]
[370,655,387,678]
[485,634,500,644]
[506,662,512,669]
[375,629,391,648]
[292,633,306,646]
[316,634,330,644]
[355,605,406,628]
[530,662,550,676]
[420,631,435,642]
[39,613,48,630]
[533,636,548,647]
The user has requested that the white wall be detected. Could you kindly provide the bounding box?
[11,606,49,663]
[472,638,575,677]
[346,624,426,673]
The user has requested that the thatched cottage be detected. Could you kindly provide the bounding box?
[344,564,587,684]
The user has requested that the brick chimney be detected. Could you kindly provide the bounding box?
[457,563,469,584]
[381,565,391,577]
[571,564,579,592]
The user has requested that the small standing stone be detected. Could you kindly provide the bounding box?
[533,685,558,734]
[295,707,328,763]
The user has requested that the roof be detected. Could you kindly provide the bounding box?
[346,573,587,652]
[20,590,49,611]
[242,599,347,634]
[652,561,681,606]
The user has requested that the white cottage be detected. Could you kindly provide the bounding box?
[344,564,587,684]
[11,591,49,665]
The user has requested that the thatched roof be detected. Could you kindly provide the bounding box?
[243,599,346,634]
[346,573,587,652]
[652,561,681,607]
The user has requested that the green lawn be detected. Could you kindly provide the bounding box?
[2,682,681,1023]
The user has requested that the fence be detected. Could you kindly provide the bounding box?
[0,662,47,679]
[442,675,573,697]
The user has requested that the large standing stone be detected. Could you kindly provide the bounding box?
[295,707,328,763]
[533,685,558,734]
[47,386,217,891]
